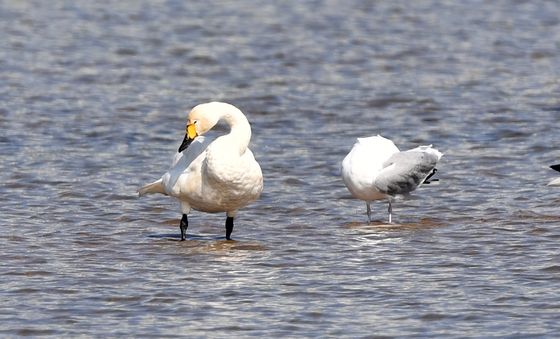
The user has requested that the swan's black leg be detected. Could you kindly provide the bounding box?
[225,217,234,240]
[180,214,188,241]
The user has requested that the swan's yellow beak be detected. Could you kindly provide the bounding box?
[178,123,198,152]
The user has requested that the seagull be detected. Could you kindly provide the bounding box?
[341,135,442,223]
[138,102,263,240]
[548,164,560,186]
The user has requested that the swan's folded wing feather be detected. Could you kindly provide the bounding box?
[162,136,214,195]
[170,136,212,169]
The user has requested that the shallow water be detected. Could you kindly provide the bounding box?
[2,0,560,337]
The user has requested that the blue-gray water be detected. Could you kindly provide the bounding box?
[2,1,560,337]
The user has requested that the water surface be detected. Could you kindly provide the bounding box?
[1,1,560,337]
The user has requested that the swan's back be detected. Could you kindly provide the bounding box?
[202,136,263,201]
[171,129,262,213]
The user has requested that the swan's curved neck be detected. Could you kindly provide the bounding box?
[219,108,251,154]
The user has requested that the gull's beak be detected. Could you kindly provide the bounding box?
[178,123,198,152]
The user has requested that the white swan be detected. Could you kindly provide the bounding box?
[341,135,442,223]
[138,102,263,240]
[548,164,560,186]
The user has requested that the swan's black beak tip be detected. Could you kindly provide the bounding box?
[178,123,198,153]
[178,134,194,153]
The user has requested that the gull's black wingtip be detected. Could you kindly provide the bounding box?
[423,168,439,184]
[551,164,560,173]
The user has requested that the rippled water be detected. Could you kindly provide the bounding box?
[2,0,560,337]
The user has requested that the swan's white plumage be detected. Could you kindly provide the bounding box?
[341,135,442,223]
[139,102,263,237]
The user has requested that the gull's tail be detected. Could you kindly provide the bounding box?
[138,179,166,196]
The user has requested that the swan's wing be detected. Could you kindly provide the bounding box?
[162,136,214,194]
[139,137,212,196]
[374,151,440,196]
[169,136,212,170]
[239,148,264,197]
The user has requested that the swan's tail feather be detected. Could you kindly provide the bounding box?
[138,179,166,196]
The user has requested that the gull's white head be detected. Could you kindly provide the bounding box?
[178,102,238,152]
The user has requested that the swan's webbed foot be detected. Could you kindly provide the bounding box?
[225,217,234,240]
[180,214,188,241]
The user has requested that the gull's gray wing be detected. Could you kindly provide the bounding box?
[374,151,439,196]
